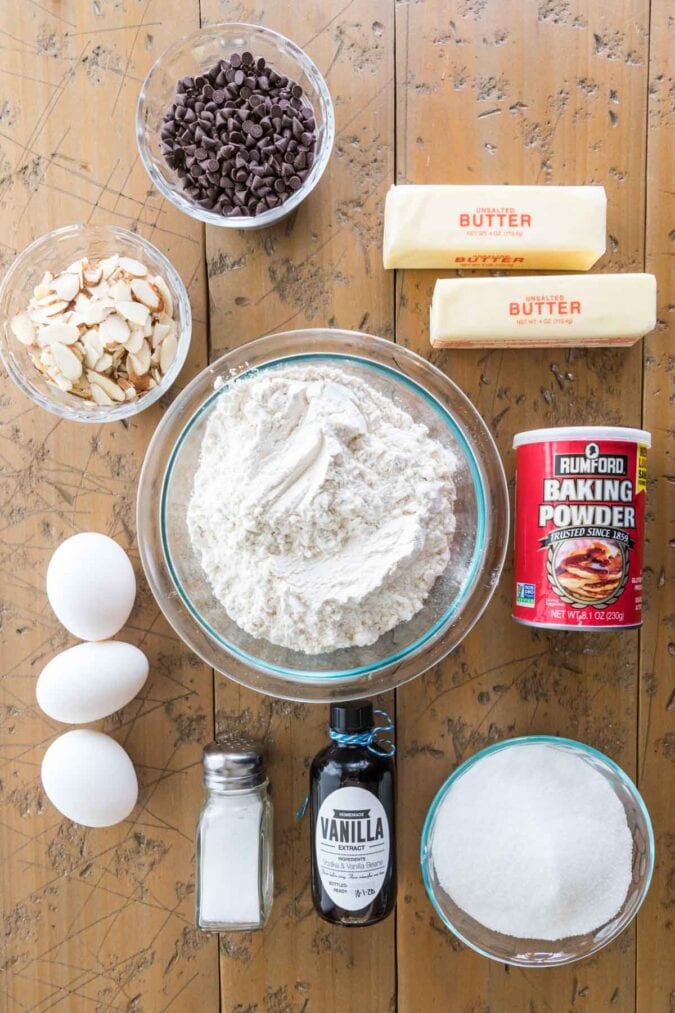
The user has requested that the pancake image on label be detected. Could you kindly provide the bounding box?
[550,538,625,606]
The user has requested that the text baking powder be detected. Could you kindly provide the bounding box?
[513,426,651,629]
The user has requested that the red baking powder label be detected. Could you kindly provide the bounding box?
[513,438,648,628]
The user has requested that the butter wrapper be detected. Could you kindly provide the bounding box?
[383,184,607,271]
[430,273,657,348]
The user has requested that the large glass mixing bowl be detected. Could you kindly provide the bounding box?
[136,330,508,701]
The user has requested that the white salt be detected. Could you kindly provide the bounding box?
[432,743,633,940]
[199,795,262,926]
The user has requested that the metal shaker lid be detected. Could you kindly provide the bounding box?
[202,736,266,789]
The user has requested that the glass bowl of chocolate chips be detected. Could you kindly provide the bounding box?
[136,23,335,228]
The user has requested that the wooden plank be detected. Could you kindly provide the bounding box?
[394,1,650,1009]
[197,2,397,1010]
[0,2,218,1009]
[637,0,675,1008]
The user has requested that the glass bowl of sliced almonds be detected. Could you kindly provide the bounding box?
[0,223,191,422]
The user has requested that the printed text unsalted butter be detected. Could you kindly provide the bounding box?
[430,274,657,348]
[383,185,607,271]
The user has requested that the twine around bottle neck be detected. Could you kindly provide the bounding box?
[295,710,396,821]
[328,709,396,758]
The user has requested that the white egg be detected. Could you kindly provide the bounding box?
[41,730,138,827]
[46,532,136,641]
[36,641,149,724]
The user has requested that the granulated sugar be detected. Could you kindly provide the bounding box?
[188,363,457,654]
[432,742,633,940]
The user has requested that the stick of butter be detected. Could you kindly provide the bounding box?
[383,185,607,270]
[430,273,657,348]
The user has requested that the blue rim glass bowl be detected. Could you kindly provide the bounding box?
[421,736,655,967]
[0,224,191,423]
[136,329,509,701]
[136,23,335,230]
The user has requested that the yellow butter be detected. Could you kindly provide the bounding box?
[383,185,607,270]
[430,273,657,348]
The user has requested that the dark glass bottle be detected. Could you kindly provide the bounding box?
[309,701,396,926]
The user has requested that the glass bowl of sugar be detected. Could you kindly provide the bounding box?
[421,736,654,967]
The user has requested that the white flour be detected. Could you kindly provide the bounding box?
[188,363,457,654]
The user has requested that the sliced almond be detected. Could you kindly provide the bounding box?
[117,376,139,401]
[100,313,130,346]
[11,312,35,345]
[63,260,85,288]
[39,300,70,318]
[83,340,101,369]
[130,278,162,312]
[124,327,146,354]
[128,369,152,392]
[87,370,125,402]
[94,352,114,373]
[119,256,148,277]
[90,382,114,405]
[159,333,178,374]
[65,258,86,275]
[51,342,83,381]
[99,254,119,279]
[38,322,80,345]
[116,300,150,327]
[83,299,114,326]
[152,275,173,318]
[50,272,81,302]
[39,270,55,286]
[128,340,151,376]
[83,265,103,287]
[34,287,62,301]
[151,322,171,349]
[49,371,74,393]
[110,279,132,302]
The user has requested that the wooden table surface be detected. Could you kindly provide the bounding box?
[0,2,672,1011]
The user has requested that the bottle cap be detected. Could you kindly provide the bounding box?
[202,736,266,789]
[329,701,374,735]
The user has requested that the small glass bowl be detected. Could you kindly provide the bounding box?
[421,736,655,967]
[136,23,335,229]
[0,224,191,423]
[136,329,509,702]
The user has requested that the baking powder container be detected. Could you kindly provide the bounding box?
[512,426,651,630]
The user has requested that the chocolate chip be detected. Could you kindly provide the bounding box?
[161,51,319,219]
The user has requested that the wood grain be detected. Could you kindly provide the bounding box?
[0,2,218,1010]
[394,1,652,1010]
[0,1,672,1011]
[637,0,675,1009]
[199,2,396,1011]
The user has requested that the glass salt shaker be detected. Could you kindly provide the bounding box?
[195,738,273,932]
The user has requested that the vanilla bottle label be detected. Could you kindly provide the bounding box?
[315,786,390,911]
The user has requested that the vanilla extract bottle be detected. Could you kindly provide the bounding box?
[309,702,396,926]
